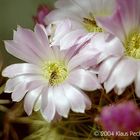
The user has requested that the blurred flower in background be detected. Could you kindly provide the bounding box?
[99,101,140,133]
[33,4,51,26]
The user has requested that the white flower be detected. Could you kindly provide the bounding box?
[2,23,101,122]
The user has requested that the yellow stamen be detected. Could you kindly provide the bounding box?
[83,16,102,32]
[42,61,68,86]
[125,32,140,59]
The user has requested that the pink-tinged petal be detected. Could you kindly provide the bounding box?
[14,26,47,60]
[42,87,56,122]
[68,69,101,91]
[99,56,121,83]
[97,0,140,42]
[115,58,137,89]
[4,41,42,64]
[90,33,124,58]
[61,33,95,61]
[104,58,137,93]
[81,58,98,69]
[34,24,54,59]
[68,50,99,71]
[63,84,86,113]
[97,10,125,41]
[2,63,41,78]
[76,33,95,48]
[12,83,27,102]
[27,80,47,91]
[60,29,86,50]
[4,75,43,93]
[53,85,70,118]
[64,45,80,62]
[24,86,43,115]
[51,46,65,61]
[116,0,140,35]
[51,19,72,46]
[104,35,124,56]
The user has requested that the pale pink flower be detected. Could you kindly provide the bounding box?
[44,0,116,50]
[99,101,140,133]
[2,24,101,122]
[88,0,140,96]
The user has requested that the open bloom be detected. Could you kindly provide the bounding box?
[90,0,140,96]
[99,101,140,133]
[2,24,101,122]
[45,0,116,50]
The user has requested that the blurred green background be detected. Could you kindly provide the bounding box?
[0,0,55,66]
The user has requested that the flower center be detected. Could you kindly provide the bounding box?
[83,15,102,32]
[42,61,68,86]
[125,32,140,59]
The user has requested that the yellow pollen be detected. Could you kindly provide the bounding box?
[83,16,102,32]
[125,32,140,59]
[42,61,68,86]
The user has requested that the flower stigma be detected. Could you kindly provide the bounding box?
[42,61,68,86]
[83,13,102,32]
[125,31,140,59]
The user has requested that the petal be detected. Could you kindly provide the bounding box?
[96,0,140,42]
[4,75,43,93]
[63,83,86,113]
[68,50,99,71]
[60,29,86,50]
[104,58,137,93]
[2,63,41,78]
[53,85,70,118]
[51,19,73,46]
[99,56,121,83]
[68,69,101,91]
[115,0,140,35]
[4,41,42,64]
[97,10,126,41]
[12,83,27,102]
[90,33,124,58]
[34,24,54,59]
[24,86,44,115]
[115,58,137,89]
[14,26,47,60]
[41,87,56,122]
